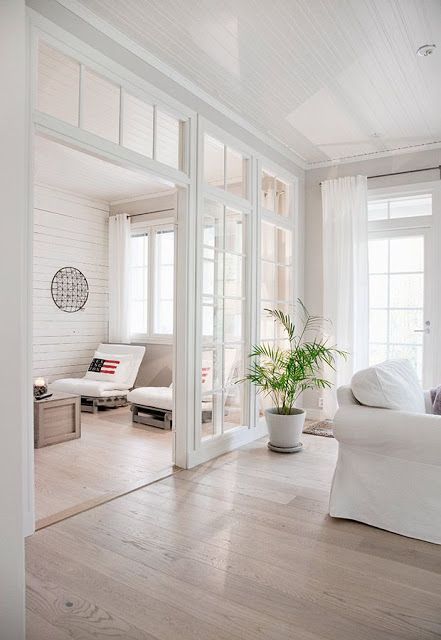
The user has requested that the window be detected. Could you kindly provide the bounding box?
[37,41,80,126]
[129,234,149,336]
[260,223,293,344]
[203,134,247,198]
[201,200,248,437]
[261,170,289,216]
[129,225,174,340]
[259,169,294,343]
[37,42,187,171]
[368,193,432,379]
[82,68,120,143]
[368,235,424,376]
[154,229,174,334]
[368,194,432,221]
[122,93,154,157]
[156,110,181,169]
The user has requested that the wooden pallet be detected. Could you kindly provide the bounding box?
[131,404,173,430]
[81,395,128,413]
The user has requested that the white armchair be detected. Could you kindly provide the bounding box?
[330,384,441,544]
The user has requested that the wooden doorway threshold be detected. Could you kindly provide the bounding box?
[35,467,178,531]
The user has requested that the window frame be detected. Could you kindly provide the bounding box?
[129,219,175,344]
[34,30,191,180]
[258,161,297,345]
[200,120,252,209]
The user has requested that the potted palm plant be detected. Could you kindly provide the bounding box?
[243,301,346,452]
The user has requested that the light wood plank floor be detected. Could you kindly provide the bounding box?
[27,434,441,640]
[35,407,173,528]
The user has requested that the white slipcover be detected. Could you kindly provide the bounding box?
[329,385,441,544]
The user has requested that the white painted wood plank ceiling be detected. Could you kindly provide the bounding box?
[35,136,173,201]
[71,0,441,166]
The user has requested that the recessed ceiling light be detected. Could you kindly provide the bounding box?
[417,44,436,57]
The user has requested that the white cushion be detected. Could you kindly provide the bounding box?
[50,378,130,398]
[85,351,133,383]
[351,359,425,413]
[128,387,173,411]
[128,386,212,411]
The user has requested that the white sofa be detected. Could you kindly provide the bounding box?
[51,343,145,412]
[330,370,441,545]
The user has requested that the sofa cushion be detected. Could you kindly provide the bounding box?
[351,359,425,413]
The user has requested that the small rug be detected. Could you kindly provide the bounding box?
[303,419,334,438]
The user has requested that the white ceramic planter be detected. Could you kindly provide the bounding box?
[265,407,305,452]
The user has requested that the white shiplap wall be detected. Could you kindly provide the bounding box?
[33,184,109,381]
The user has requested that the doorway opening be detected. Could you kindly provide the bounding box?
[33,135,178,529]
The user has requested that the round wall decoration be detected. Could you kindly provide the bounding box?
[51,267,89,313]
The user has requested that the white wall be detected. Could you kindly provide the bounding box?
[0,1,27,637]
[33,185,109,381]
[304,147,441,415]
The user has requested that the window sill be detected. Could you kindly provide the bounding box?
[131,335,173,346]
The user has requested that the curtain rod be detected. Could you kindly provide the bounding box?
[319,165,441,186]
[127,207,175,218]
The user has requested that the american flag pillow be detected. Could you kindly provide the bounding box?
[88,357,120,375]
[85,352,132,383]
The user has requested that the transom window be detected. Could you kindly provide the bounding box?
[368,194,432,221]
[129,225,174,340]
[261,170,289,216]
[37,41,185,171]
[203,134,247,199]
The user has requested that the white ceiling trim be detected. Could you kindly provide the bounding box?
[52,0,308,170]
[306,140,441,169]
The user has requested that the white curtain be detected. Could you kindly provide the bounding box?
[108,214,131,344]
[321,175,369,415]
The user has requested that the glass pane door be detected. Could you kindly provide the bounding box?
[368,229,430,383]
[200,200,247,439]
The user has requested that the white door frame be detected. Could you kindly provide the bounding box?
[368,181,441,388]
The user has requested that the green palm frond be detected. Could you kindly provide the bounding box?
[240,300,348,415]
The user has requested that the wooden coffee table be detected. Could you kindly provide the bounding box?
[34,392,81,448]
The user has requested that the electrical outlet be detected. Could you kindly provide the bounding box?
[318,397,324,410]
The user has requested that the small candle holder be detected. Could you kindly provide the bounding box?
[34,377,48,400]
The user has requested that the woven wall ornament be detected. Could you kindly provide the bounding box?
[51,267,89,313]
